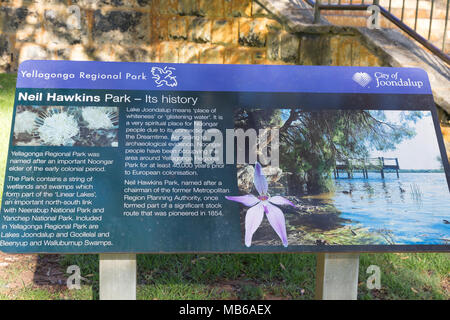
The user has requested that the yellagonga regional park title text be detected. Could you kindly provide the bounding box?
[20,70,148,81]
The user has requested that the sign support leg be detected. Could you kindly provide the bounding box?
[99,253,137,300]
[315,253,359,300]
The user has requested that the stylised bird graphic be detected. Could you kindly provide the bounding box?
[151,66,178,87]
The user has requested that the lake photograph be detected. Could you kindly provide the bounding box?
[233,109,450,247]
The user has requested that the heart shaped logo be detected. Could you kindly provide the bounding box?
[352,72,372,87]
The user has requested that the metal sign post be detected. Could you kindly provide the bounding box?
[99,254,137,300]
[315,253,360,300]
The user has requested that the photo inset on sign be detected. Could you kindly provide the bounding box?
[231,109,449,247]
[13,106,119,147]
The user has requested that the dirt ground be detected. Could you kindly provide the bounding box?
[0,252,67,296]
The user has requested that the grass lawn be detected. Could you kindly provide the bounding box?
[0,73,449,300]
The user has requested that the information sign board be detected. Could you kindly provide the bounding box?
[1,60,449,253]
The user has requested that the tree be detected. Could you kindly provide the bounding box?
[235,108,422,194]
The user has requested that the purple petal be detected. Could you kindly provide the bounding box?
[225,195,260,207]
[244,203,265,247]
[268,196,296,208]
[263,203,288,247]
[253,162,268,196]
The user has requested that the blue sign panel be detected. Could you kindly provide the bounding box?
[1,60,449,253]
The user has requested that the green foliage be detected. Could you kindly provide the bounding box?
[239,284,264,299]
[359,253,450,300]
[237,108,422,194]
[60,253,316,300]
[0,286,93,300]
[50,253,450,300]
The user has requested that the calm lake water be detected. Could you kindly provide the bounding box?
[332,172,450,244]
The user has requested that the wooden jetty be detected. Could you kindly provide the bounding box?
[334,157,399,179]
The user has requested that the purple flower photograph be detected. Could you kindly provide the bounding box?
[226,162,295,247]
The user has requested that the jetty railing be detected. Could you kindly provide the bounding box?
[334,157,400,178]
